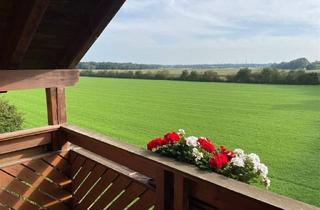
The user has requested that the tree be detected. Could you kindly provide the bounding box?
[201,70,219,81]
[234,68,252,83]
[188,71,200,80]
[0,99,24,133]
[180,70,189,80]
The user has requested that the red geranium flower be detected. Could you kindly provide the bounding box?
[209,153,228,170]
[164,132,180,144]
[197,138,215,153]
[219,145,236,160]
[147,138,164,150]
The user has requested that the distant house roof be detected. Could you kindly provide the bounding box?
[0,0,125,69]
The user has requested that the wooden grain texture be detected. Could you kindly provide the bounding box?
[0,132,51,155]
[0,151,72,210]
[73,163,107,204]
[0,125,59,142]
[23,159,72,189]
[0,188,38,210]
[173,174,189,210]
[0,69,79,91]
[107,182,147,210]
[0,0,49,69]
[0,170,70,210]
[58,0,126,68]
[2,164,72,203]
[90,175,131,210]
[0,146,48,167]
[127,190,156,210]
[76,170,118,210]
[70,149,156,210]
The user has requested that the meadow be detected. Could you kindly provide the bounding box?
[1,77,320,207]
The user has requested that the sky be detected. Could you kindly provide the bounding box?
[82,0,320,64]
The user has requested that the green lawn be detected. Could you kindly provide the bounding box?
[2,77,320,207]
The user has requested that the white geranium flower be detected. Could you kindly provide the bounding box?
[248,153,260,164]
[185,136,198,147]
[258,163,268,177]
[192,148,203,162]
[234,148,245,156]
[230,156,245,167]
[247,153,260,172]
[262,176,271,189]
[178,129,185,135]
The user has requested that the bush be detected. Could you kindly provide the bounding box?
[0,99,24,133]
[234,68,252,83]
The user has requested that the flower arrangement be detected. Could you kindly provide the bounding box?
[147,129,270,189]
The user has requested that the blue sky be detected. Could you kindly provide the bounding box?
[82,0,320,64]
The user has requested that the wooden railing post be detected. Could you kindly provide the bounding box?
[173,174,189,210]
[46,87,66,125]
[46,87,68,150]
[155,169,174,210]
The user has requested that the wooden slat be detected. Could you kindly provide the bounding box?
[0,69,79,91]
[0,188,38,210]
[0,150,63,169]
[76,170,118,210]
[107,182,147,210]
[73,163,107,204]
[58,0,126,68]
[0,132,51,155]
[0,0,50,68]
[2,164,72,203]
[0,170,69,210]
[73,148,154,189]
[72,159,96,192]
[42,153,71,175]
[90,175,132,210]
[0,125,59,142]
[127,190,156,210]
[23,159,71,188]
[0,146,48,166]
[71,155,86,178]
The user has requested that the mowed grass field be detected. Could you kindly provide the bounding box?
[1,77,320,207]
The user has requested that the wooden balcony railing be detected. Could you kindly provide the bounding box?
[0,125,318,210]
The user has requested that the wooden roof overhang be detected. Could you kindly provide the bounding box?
[0,0,125,70]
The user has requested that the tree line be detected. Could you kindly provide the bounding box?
[80,68,319,85]
[77,62,267,70]
[77,58,320,70]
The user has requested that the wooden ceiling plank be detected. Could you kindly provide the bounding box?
[58,0,126,68]
[0,0,50,69]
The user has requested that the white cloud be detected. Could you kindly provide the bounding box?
[83,0,320,64]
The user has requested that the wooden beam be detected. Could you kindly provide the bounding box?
[0,69,79,91]
[46,87,67,150]
[58,0,126,68]
[0,125,59,156]
[0,0,50,69]
[46,87,66,125]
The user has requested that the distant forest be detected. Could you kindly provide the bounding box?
[77,57,320,70]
